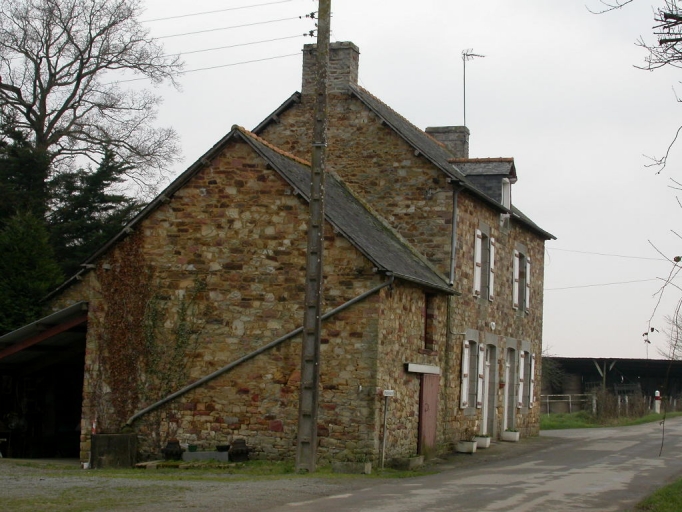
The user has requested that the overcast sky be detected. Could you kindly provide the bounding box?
[137,0,682,360]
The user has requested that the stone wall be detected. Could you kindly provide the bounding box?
[49,137,445,463]
[259,87,547,447]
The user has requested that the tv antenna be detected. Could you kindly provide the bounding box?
[462,49,485,127]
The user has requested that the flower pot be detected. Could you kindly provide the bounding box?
[474,436,491,449]
[501,431,520,442]
[456,440,477,454]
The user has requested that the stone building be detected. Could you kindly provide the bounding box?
[0,42,553,464]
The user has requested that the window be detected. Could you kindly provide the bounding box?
[512,249,530,311]
[501,178,511,208]
[517,351,525,409]
[424,293,436,351]
[517,350,536,409]
[473,229,495,301]
[460,340,485,409]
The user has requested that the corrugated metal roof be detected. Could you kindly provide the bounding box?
[0,302,88,368]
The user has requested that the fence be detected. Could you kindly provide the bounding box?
[541,392,682,416]
[541,394,591,414]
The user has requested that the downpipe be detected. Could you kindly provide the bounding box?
[124,274,395,427]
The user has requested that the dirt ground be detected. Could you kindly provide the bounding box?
[0,438,550,511]
[0,458,380,511]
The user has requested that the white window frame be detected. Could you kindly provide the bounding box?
[525,257,531,312]
[476,343,486,408]
[473,230,482,297]
[517,351,525,409]
[489,237,496,301]
[529,353,536,407]
[460,340,470,408]
[512,250,520,310]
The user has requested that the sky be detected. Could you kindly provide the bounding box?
[134,0,682,360]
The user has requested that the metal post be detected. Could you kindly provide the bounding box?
[295,0,331,473]
[381,395,389,469]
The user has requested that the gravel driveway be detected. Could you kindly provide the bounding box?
[0,437,553,511]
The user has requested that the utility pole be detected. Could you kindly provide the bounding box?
[462,49,484,127]
[295,0,331,473]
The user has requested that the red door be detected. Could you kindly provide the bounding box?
[418,373,439,455]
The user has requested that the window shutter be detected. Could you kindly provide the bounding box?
[489,237,496,301]
[525,258,531,311]
[529,353,536,407]
[460,340,470,408]
[476,344,486,408]
[517,351,525,408]
[473,230,482,297]
[512,250,520,310]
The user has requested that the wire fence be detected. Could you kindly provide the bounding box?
[540,393,682,416]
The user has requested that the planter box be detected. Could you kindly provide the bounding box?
[501,431,520,442]
[392,455,424,470]
[455,441,477,454]
[332,461,372,474]
[474,436,491,449]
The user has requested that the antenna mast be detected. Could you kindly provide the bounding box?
[462,49,485,127]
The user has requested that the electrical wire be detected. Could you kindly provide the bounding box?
[113,53,301,83]
[545,278,658,291]
[155,15,311,40]
[166,34,307,58]
[143,0,295,23]
[548,247,667,262]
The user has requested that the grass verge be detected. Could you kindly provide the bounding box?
[540,411,682,430]
[634,478,682,511]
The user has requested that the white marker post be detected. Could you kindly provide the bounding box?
[655,390,661,414]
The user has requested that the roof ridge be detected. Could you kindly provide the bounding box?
[352,85,441,146]
[329,170,451,285]
[234,125,312,168]
[450,157,514,163]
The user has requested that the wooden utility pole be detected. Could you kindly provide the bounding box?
[295,0,331,473]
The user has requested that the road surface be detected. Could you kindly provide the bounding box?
[269,417,682,511]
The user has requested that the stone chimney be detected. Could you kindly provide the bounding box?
[301,41,360,96]
[425,126,470,158]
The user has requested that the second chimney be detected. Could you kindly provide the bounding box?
[425,126,470,158]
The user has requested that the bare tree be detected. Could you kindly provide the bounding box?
[591,1,682,173]
[0,0,183,190]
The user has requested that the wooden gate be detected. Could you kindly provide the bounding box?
[418,373,439,455]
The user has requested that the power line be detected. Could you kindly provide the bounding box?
[155,15,312,40]
[143,0,295,23]
[113,53,300,83]
[545,278,658,291]
[548,247,668,261]
[166,34,308,58]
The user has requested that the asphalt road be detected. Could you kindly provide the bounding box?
[268,417,682,512]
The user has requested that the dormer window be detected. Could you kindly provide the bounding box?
[501,178,511,209]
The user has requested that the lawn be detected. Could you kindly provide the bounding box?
[540,411,682,430]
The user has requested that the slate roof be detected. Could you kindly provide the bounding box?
[236,128,454,293]
[346,86,469,184]
[449,158,517,181]
[47,125,453,299]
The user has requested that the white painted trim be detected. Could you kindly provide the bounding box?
[406,363,441,375]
